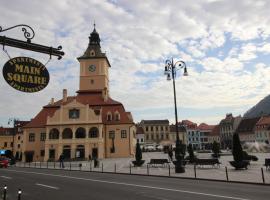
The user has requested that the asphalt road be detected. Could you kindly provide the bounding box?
[0,167,269,200]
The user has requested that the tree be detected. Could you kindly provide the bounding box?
[212,141,220,157]
[132,142,145,167]
[232,133,243,162]
[187,144,195,163]
[135,142,142,162]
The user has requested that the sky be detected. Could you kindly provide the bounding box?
[1,0,270,127]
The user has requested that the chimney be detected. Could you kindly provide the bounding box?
[50,98,54,104]
[63,89,67,102]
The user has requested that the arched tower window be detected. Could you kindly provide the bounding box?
[75,127,86,138]
[62,128,73,139]
[49,128,60,139]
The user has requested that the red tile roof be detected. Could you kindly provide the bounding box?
[209,125,220,136]
[198,123,215,131]
[256,116,270,126]
[24,92,133,128]
[0,127,13,136]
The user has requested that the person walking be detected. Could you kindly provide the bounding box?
[59,153,65,168]
[168,148,173,161]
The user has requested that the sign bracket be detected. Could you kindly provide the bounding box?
[0,24,64,59]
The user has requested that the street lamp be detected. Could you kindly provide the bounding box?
[164,58,188,173]
[8,118,19,157]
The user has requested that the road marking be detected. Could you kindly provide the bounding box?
[36,183,59,190]
[7,169,250,200]
[0,176,12,179]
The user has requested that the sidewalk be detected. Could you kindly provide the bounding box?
[14,152,270,184]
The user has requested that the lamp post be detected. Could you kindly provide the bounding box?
[164,58,188,173]
[8,118,19,157]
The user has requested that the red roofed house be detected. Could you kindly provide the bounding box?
[22,26,136,162]
[254,116,270,143]
[197,123,215,150]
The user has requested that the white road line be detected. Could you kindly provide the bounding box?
[36,183,59,190]
[7,169,250,200]
[0,176,12,179]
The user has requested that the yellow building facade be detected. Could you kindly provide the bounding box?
[22,26,136,162]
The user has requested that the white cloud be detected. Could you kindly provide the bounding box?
[1,0,270,125]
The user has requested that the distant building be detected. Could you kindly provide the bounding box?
[0,127,13,151]
[254,116,270,143]
[197,123,215,150]
[208,125,220,144]
[170,124,187,145]
[136,125,145,145]
[180,120,200,149]
[236,117,260,144]
[139,120,170,145]
[219,114,242,149]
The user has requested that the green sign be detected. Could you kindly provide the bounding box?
[2,57,50,93]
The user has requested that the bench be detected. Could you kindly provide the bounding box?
[147,159,170,167]
[195,158,221,168]
[265,159,270,170]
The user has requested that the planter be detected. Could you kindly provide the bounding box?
[132,160,145,167]
[173,160,185,173]
[229,160,250,170]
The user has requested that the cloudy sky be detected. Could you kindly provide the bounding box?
[1,0,270,126]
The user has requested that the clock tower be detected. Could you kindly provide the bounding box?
[77,25,111,98]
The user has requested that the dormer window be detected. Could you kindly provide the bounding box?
[115,112,120,121]
[69,109,80,119]
[107,112,112,121]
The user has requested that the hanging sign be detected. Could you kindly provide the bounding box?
[2,56,50,93]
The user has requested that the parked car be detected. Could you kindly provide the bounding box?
[0,157,9,168]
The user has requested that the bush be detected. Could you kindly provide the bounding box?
[232,133,243,162]
[212,141,220,157]
[187,144,195,163]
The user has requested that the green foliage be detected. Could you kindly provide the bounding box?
[212,141,220,156]
[232,133,243,162]
[135,142,142,162]
[187,144,195,161]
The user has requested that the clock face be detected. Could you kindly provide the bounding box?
[88,64,96,72]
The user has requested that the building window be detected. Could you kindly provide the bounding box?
[151,126,153,131]
[40,132,46,141]
[49,129,60,140]
[161,134,164,140]
[151,134,154,140]
[62,128,73,139]
[141,138,143,142]
[4,142,7,147]
[156,126,158,131]
[18,136,21,140]
[137,139,139,143]
[161,126,164,131]
[166,134,169,139]
[91,79,94,84]
[121,130,127,138]
[146,126,148,131]
[107,113,112,121]
[156,134,159,139]
[115,112,120,121]
[17,144,20,149]
[29,133,35,142]
[69,109,80,119]
[165,126,168,131]
[10,142,13,147]
[75,127,86,138]
[89,127,99,138]
[146,134,149,140]
[40,150,45,157]
[109,131,115,139]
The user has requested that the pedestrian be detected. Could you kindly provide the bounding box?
[88,154,92,162]
[168,148,173,161]
[59,153,65,168]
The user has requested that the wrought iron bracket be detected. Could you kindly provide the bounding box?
[0,24,64,59]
